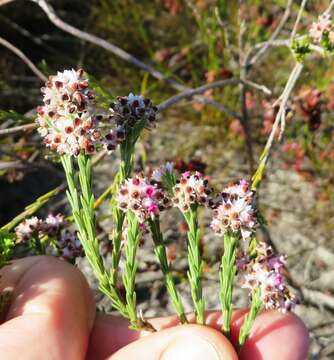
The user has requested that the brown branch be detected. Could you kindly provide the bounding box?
[158,78,271,112]
[252,62,303,189]
[0,123,36,136]
[30,0,185,91]
[250,0,294,67]
[0,37,47,82]
[290,0,308,40]
[157,78,239,112]
[239,2,255,174]
[29,0,243,119]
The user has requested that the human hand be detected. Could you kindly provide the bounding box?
[0,257,309,359]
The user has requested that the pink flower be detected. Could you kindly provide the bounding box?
[147,203,159,214]
[241,242,297,312]
[240,179,248,186]
[145,185,156,198]
[117,175,170,222]
[173,171,211,212]
[274,274,284,287]
[211,180,257,241]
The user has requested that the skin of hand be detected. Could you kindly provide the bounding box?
[0,256,309,360]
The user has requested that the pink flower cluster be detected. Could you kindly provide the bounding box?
[172,171,211,212]
[15,214,65,243]
[211,180,257,241]
[117,175,170,223]
[309,13,334,43]
[242,242,297,312]
[57,230,83,261]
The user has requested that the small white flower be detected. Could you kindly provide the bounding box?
[15,217,41,243]
[172,171,211,212]
[37,69,115,156]
[211,180,257,241]
[309,13,333,43]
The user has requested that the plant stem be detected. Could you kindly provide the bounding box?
[109,140,135,293]
[148,217,187,324]
[238,288,262,349]
[1,186,63,232]
[108,122,146,319]
[220,232,238,337]
[61,154,128,317]
[123,210,141,329]
[184,206,205,324]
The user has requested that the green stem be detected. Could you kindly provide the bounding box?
[148,217,187,324]
[238,288,262,349]
[109,140,135,293]
[220,232,238,337]
[123,210,141,329]
[1,186,63,232]
[34,236,45,255]
[184,206,205,324]
[61,154,128,317]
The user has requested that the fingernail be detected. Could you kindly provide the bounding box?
[161,335,220,360]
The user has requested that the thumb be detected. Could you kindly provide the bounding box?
[110,324,238,360]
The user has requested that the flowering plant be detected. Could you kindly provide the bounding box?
[1,1,334,354]
[3,66,297,346]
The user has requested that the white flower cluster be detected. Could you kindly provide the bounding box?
[37,71,159,156]
[37,69,109,156]
[117,175,170,223]
[172,171,211,212]
[15,216,40,243]
[309,13,334,43]
[242,242,297,312]
[15,214,65,243]
[210,179,257,241]
[57,230,83,261]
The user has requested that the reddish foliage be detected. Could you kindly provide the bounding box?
[229,118,245,137]
[281,142,306,172]
[164,0,183,16]
[297,88,322,131]
[174,158,207,174]
[261,100,279,136]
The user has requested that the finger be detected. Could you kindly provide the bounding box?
[87,313,238,360]
[87,309,247,358]
[88,309,308,360]
[87,313,140,358]
[110,323,237,360]
[232,310,309,360]
[0,256,95,360]
[148,309,309,360]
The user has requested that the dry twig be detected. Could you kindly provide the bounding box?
[0,36,47,82]
[250,0,294,67]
